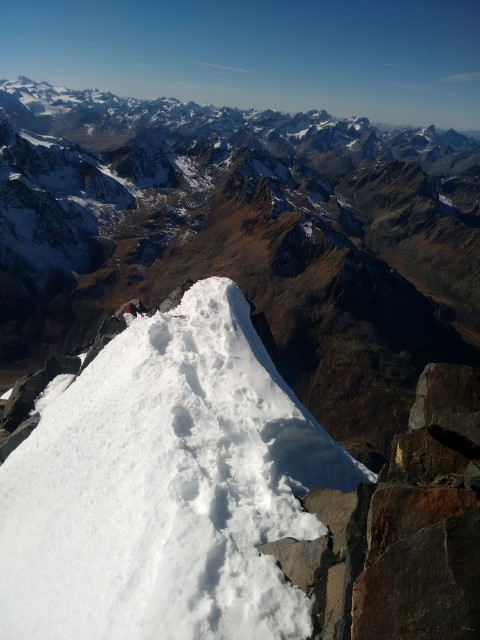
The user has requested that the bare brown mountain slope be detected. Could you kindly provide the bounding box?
[2,157,480,470]
[336,162,480,347]
[34,179,477,470]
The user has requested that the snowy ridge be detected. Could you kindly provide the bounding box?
[0,77,371,151]
[0,277,374,640]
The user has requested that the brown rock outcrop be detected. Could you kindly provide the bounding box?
[321,563,346,640]
[337,483,376,640]
[429,415,480,458]
[409,364,480,430]
[346,363,480,640]
[388,427,468,486]
[366,485,479,566]
[409,364,480,457]
[352,510,480,640]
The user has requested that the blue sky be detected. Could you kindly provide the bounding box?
[1,0,479,130]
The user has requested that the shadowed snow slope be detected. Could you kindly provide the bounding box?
[0,277,374,640]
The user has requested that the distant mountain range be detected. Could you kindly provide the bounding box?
[1,76,479,467]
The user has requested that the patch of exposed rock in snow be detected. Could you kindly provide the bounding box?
[0,277,374,640]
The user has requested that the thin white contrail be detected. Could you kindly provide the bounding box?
[192,61,256,74]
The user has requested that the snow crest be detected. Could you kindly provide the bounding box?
[0,277,374,640]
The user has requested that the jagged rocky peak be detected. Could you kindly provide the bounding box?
[422,123,436,140]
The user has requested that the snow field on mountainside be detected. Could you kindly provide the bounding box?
[0,277,374,640]
[18,130,58,148]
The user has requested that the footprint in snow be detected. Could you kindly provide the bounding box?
[180,363,206,399]
[148,320,171,355]
[172,406,194,438]
[180,478,199,502]
[183,330,198,354]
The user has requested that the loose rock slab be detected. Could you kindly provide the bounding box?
[257,535,334,593]
[302,487,357,560]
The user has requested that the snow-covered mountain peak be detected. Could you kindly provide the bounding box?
[0,77,137,119]
[0,77,368,147]
[0,276,374,640]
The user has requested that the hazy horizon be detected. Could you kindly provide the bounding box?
[5,73,480,136]
[2,0,479,131]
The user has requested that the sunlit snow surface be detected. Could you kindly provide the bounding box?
[0,277,374,640]
[33,373,76,415]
